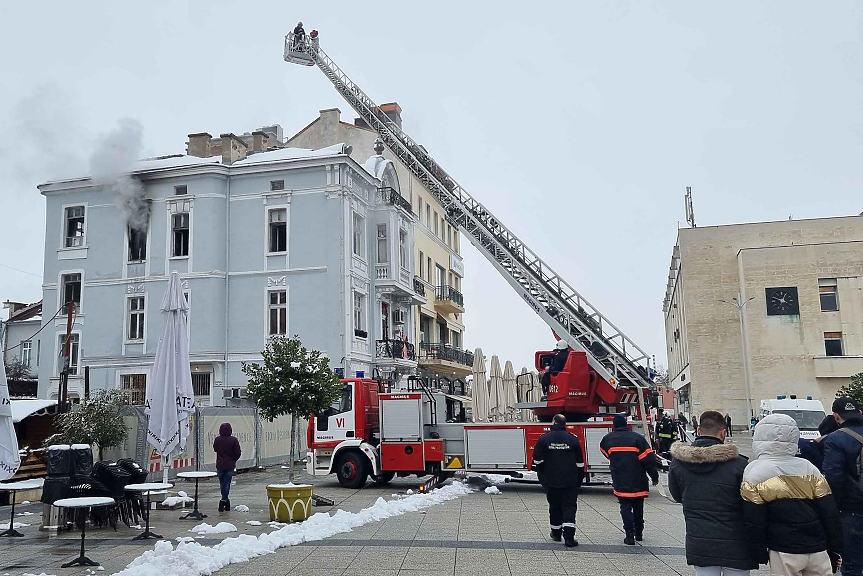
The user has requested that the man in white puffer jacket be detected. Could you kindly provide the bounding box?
[741,414,843,575]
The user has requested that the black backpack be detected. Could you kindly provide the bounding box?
[838,428,863,491]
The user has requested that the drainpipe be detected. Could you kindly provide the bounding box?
[224,174,231,405]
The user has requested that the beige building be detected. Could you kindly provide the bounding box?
[664,214,863,424]
[287,105,472,383]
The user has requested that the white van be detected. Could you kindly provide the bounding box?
[759,396,827,440]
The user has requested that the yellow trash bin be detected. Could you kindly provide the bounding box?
[266,484,313,523]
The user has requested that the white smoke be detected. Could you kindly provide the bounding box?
[89,118,149,231]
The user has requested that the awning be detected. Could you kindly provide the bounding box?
[435,313,463,332]
[11,399,57,423]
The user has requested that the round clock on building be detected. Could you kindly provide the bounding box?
[765,287,800,316]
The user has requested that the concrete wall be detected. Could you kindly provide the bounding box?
[665,215,863,423]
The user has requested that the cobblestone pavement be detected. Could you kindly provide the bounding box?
[0,438,765,576]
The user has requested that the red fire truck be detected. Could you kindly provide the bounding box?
[306,349,655,489]
[289,30,659,489]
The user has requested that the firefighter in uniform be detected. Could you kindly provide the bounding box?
[532,413,585,547]
[600,414,659,545]
[655,411,677,455]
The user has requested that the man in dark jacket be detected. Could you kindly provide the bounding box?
[656,412,677,455]
[668,410,758,574]
[213,422,242,511]
[823,396,863,575]
[600,414,659,545]
[743,414,842,574]
[797,415,839,471]
[541,340,570,399]
[532,413,584,548]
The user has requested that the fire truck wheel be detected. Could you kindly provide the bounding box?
[371,471,396,485]
[336,451,368,488]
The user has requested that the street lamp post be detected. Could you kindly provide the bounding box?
[720,294,756,422]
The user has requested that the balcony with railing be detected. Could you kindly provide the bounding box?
[375,339,416,364]
[418,342,474,375]
[413,276,426,297]
[377,187,412,215]
[434,285,464,313]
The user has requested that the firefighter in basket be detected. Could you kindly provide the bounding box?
[540,340,570,400]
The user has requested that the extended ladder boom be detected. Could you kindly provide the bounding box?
[285,34,654,403]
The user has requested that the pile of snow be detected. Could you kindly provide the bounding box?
[480,474,509,485]
[246,521,262,526]
[233,505,249,512]
[115,481,473,576]
[189,522,238,535]
[21,500,31,505]
[0,521,30,529]
[176,537,196,543]
[17,511,35,516]
[163,493,194,507]
[485,486,501,495]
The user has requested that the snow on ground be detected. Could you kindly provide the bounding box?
[16,511,35,516]
[485,486,501,495]
[189,522,238,535]
[114,481,473,576]
[163,494,194,507]
[480,474,509,485]
[233,505,249,512]
[0,521,30,529]
[246,521,262,526]
[176,537,196,543]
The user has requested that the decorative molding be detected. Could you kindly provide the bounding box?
[267,276,287,287]
[126,284,146,294]
[350,275,370,292]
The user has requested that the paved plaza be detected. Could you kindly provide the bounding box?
[0,435,761,576]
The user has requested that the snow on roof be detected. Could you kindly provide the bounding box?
[12,399,56,423]
[361,154,394,181]
[134,155,222,172]
[233,143,347,166]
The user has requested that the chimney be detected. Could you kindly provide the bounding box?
[319,108,341,126]
[251,131,268,153]
[220,133,248,165]
[379,102,403,129]
[187,132,213,157]
[3,301,27,318]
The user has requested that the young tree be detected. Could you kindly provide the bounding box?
[243,335,342,482]
[5,357,33,381]
[836,372,863,406]
[52,390,129,460]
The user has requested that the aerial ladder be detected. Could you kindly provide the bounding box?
[284,31,655,441]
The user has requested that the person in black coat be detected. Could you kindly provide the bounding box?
[668,410,758,573]
[532,413,584,548]
[797,414,839,471]
[599,414,659,545]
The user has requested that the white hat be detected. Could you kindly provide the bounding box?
[555,340,569,350]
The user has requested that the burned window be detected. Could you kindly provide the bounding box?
[172,213,190,257]
[65,206,85,248]
[128,226,147,262]
[825,332,843,357]
[269,208,287,253]
[61,273,81,310]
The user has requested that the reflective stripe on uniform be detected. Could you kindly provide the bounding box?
[638,448,654,460]
[550,524,562,529]
[561,522,576,528]
[608,446,639,453]
[576,462,584,467]
[533,459,544,465]
[614,489,650,498]
[658,433,673,438]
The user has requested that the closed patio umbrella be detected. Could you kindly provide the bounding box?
[471,348,489,422]
[518,367,533,422]
[145,271,195,470]
[503,361,518,421]
[488,355,505,422]
[0,338,20,480]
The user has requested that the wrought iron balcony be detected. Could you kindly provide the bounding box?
[435,285,464,308]
[413,276,426,297]
[376,339,416,361]
[419,342,474,367]
[377,187,412,214]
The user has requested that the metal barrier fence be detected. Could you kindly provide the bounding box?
[102,407,308,480]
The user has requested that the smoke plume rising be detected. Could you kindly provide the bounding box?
[89,118,149,231]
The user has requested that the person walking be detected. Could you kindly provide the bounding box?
[668,411,757,575]
[213,422,242,512]
[656,412,677,456]
[823,396,863,575]
[678,413,690,442]
[600,414,659,545]
[797,415,839,471]
[532,413,584,548]
[742,414,843,575]
[725,413,733,437]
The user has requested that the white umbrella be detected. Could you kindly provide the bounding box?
[529,371,541,421]
[0,336,20,481]
[503,361,518,421]
[518,367,533,422]
[146,271,195,466]
[471,348,489,422]
[488,355,505,422]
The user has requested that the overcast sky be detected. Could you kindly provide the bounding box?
[1,2,861,372]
